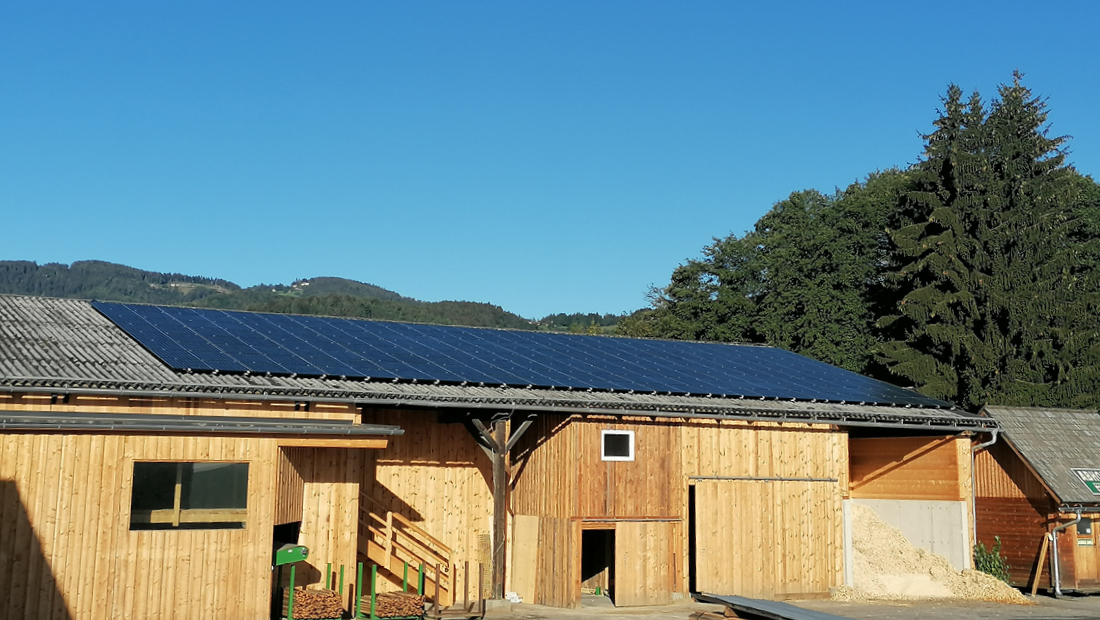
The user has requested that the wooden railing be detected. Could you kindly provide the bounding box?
[359,492,454,602]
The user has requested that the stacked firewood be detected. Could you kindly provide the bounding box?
[282,587,344,619]
[359,591,425,618]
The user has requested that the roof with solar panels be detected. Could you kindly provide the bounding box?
[0,295,996,431]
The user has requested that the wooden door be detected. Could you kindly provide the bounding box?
[534,517,581,607]
[693,480,842,598]
[1074,517,1099,588]
[613,521,676,606]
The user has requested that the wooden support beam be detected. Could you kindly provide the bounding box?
[504,416,535,453]
[463,412,538,600]
[492,420,507,600]
[469,418,501,453]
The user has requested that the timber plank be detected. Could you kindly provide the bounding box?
[696,593,853,620]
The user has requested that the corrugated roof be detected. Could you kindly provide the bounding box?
[984,406,1100,506]
[0,295,994,430]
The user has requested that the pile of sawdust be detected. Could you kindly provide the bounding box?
[832,503,1030,605]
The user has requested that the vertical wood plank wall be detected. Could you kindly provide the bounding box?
[681,420,846,598]
[290,447,365,590]
[0,398,376,620]
[613,521,677,606]
[533,517,580,607]
[974,441,1061,588]
[511,416,847,602]
[360,409,493,572]
[0,432,278,620]
[275,446,305,525]
[849,436,964,500]
[693,479,841,598]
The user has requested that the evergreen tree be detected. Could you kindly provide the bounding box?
[875,85,990,403]
[631,177,906,372]
[878,74,1100,409]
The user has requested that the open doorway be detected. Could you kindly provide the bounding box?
[580,529,615,604]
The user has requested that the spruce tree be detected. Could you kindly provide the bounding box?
[878,75,1100,409]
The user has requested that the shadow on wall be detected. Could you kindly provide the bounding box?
[0,479,73,620]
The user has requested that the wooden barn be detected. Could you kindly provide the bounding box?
[0,295,996,619]
[976,406,1100,595]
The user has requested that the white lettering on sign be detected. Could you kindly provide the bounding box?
[1071,469,1100,495]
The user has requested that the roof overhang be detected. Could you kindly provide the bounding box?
[0,410,403,448]
[0,376,995,433]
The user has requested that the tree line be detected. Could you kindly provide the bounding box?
[621,73,1100,411]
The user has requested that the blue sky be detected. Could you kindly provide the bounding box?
[3,2,1099,319]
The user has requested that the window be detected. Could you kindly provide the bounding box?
[601,430,634,461]
[130,462,249,530]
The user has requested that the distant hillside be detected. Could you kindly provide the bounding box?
[0,260,557,330]
[0,260,240,304]
[286,277,411,302]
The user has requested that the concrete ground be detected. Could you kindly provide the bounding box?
[487,593,1100,619]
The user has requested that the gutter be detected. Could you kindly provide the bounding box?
[0,410,404,436]
[1051,508,1083,598]
[971,430,1000,549]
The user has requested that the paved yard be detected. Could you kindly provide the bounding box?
[489,594,1100,619]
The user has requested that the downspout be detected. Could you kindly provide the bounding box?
[1051,508,1083,598]
[971,430,1000,548]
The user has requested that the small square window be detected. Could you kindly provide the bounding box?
[601,430,634,461]
[130,461,249,530]
[1080,517,1093,537]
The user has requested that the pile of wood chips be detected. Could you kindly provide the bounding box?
[360,591,425,618]
[283,587,345,619]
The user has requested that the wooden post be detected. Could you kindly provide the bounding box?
[492,420,508,600]
[1032,533,1051,596]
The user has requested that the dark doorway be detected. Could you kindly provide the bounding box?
[580,529,615,601]
[688,485,698,593]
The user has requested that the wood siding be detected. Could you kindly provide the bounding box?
[275,446,305,525]
[534,517,580,607]
[291,447,366,591]
[693,479,842,598]
[512,416,847,602]
[613,521,677,606]
[849,436,964,501]
[0,432,278,620]
[0,398,381,619]
[974,442,1062,588]
[360,409,493,571]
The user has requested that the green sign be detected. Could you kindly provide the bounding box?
[1071,468,1100,495]
[274,544,309,566]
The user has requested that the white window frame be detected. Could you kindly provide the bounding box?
[600,430,635,461]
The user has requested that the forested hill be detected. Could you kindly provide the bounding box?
[0,260,543,330]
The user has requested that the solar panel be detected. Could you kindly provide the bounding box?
[92,301,952,408]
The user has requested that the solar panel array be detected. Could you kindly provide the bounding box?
[92,301,951,408]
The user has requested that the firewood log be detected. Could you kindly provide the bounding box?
[283,587,345,619]
[359,591,425,618]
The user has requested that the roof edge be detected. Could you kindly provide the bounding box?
[0,376,996,432]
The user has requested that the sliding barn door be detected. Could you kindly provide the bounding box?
[693,480,841,598]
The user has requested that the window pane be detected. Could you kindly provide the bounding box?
[130,461,249,531]
[131,462,178,511]
[603,433,631,458]
[182,463,249,510]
